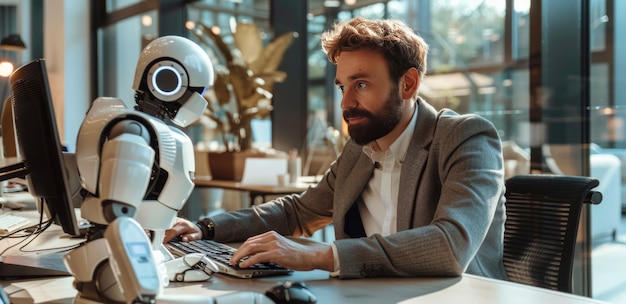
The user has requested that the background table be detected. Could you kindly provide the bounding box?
[193,176,319,205]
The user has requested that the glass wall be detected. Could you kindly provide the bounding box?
[588,0,626,301]
[307,0,523,152]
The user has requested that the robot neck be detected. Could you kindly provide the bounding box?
[134,91,179,122]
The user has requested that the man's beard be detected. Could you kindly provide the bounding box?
[343,88,404,145]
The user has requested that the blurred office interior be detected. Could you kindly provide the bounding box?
[1,0,626,302]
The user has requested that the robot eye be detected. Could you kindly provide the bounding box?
[152,65,182,97]
[146,60,188,102]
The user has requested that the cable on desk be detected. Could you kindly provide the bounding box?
[0,197,54,255]
[9,198,83,255]
[1,197,84,256]
[0,220,54,256]
[0,224,50,255]
[0,219,51,239]
[14,233,80,255]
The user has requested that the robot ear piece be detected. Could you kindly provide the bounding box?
[146,60,188,102]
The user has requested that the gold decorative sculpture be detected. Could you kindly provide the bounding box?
[191,22,297,151]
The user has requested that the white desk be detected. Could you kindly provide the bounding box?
[1,270,608,303]
[0,210,608,304]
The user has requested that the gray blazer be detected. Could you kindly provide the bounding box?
[211,98,508,280]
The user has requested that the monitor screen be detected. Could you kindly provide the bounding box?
[8,58,83,237]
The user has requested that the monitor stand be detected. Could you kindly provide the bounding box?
[0,252,70,279]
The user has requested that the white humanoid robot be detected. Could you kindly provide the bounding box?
[63,36,217,304]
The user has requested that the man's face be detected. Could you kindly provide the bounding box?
[335,50,403,145]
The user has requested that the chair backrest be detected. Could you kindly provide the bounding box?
[503,174,602,293]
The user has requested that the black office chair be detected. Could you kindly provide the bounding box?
[503,174,602,293]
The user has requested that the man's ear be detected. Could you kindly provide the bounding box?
[400,67,419,99]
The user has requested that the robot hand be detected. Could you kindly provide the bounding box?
[165,253,219,282]
[105,217,163,304]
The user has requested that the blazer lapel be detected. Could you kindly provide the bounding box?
[335,153,375,218]
[396,98,439,231]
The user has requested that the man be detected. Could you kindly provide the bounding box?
[165,16,507,280]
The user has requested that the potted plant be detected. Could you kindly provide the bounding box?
[190,22,296,180]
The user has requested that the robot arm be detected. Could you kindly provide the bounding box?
[99,120,154,221]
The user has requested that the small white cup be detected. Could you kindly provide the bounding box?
[288,157,301,184]
[277,173,290,186]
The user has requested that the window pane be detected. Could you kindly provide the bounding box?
[352,3,385,19]
[512,0,530,60]
[98,11,157,106]
[106,0,145,13]
[590,0,608,52]
[429,0,506,70]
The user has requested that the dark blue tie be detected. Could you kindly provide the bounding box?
[344,198,366,238]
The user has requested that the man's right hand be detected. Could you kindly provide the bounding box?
[163,217,203,243]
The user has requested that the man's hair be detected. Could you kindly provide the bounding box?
[320,17,428,83]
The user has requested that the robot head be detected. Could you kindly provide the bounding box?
[132,35,214,127]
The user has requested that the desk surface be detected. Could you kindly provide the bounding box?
[1,270,607,303]
[1,212,608,304]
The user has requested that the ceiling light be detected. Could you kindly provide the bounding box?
[0,34,26,51]
[141,15,153,27]
[0,61,14,77]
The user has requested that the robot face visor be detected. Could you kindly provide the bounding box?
[148,60,207,102]
[152,70,207,97]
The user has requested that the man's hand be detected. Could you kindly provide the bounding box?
[231,231,335,272]
[163,217,203,243]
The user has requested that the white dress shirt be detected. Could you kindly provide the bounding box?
[360,105,418,236]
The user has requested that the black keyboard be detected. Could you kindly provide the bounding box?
[166,239,293,278]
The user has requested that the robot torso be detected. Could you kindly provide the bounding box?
[76,97,195,227]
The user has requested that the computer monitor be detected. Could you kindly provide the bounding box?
[7,58,83,237]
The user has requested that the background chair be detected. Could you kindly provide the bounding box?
[503,174,602,293]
